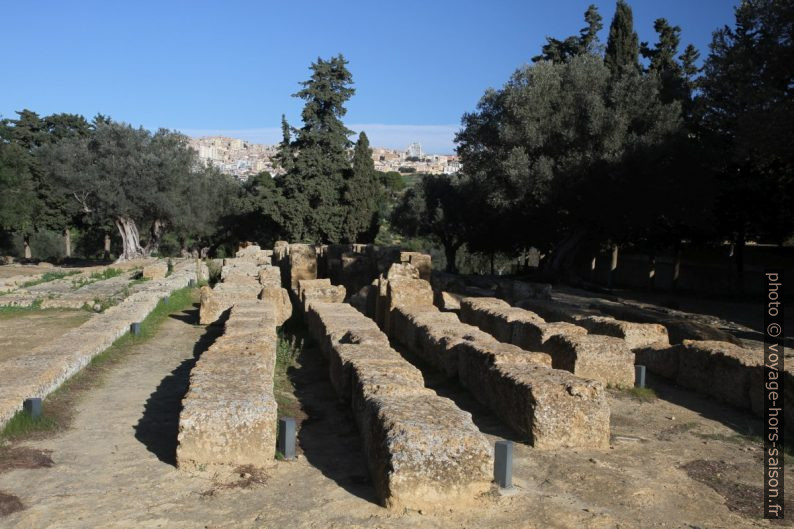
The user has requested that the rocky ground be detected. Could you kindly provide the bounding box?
[0,299,791,528]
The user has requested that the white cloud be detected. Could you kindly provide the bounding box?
[179,123,461,154]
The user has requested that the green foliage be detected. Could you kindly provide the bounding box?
[697,0,794,248]
[533,4,603,63]
[390,174,474,272]
[604,0,640,75]
[21,270,79,288]
[343,132,382,243]
[70,267,123,289]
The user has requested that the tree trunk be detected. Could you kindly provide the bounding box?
[608,244,619,289]
[143,219,165,256]
[490,252,495,276]
[590,255,597,282]
[23,234,31,260]
[64,228,71,258]
[734,231,745,294]
[114,216,145,261]
[648,254,656,290]
[104,233,111,261]
[544,229,587,279]
[444,243,460,274]
[672,242,682,291]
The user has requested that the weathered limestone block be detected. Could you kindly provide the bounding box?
[634,343,680,379]
[340,253,372,295]
[576,315,669,349]
[328,342,399,399]
[235,244,262,257]
[142,261,168,280]
[454,344,609,448]
[273,240,289,263]
[460,297,544,344]
[511,320,587,352]
[199,282,262,325]
[676,340,763,411]
[385,276,434,336]
[259,285,292,326]
[544,334,635,387]
[288,243,317,291]
[258,266,282,287]
[434,290,461,312]
[177,301,278,470]
[357,394,492,511]
[298,278,346,310]
[400,251,432,281]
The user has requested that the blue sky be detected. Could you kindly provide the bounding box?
[1,0,737,152]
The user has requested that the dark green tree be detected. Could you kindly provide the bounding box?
[698,0,794,284]
[390,174,473,272]
[533,4,603,63]
[604,0,640,74]
[278,54,356,243]
[342,132,381,242]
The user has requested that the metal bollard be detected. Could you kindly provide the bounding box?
[23,398,42,419]
[635,365,647,388]
[130,322,141,336]
[494,440,513,489]
[162,295,169,304]
[188,279,196,287]
[278,417,296,460]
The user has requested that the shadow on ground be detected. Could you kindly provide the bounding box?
[133,303,225,466]
[286,322,378,506]
[644,373,763,437]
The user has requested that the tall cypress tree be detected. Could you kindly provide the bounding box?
[604,0,640,75]
[343,132,381,243]
[533,4,603,63]
[279,55,355,243]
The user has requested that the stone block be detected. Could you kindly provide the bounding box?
[454,344,609,449]
[511,320,587,351]
[544,334,635,387]
[288,243,317,290]
[142,261,168,280]
[576,315,669,349]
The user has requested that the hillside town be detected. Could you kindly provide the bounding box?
[188,136,460,181]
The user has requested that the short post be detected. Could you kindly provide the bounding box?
[23,398,42,419]
[278,417,296,460]
[635,365,647,388]
[188,279,196,287]
[494,440,513,489]
[130,322,141,336]
[161,295,169,304]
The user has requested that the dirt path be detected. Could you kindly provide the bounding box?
[0,310,91,363]
[0,304,790,528]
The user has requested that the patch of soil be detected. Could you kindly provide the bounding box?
[0,446,54,473]
[0,491,24,517]
[682,459,793,525]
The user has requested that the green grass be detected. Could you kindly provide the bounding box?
[0,287,198,441]
[70,267,124,290]
[273,330,303,419]
[19,270,79,288]
[0,299,43,316]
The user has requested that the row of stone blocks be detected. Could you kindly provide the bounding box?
[364,265,611,449]
[177,300,280,470]
[199,255,291,326]
[0,261,199,428]
[471,297,789,426]
[303,298,493,511]
[458,297,655,387]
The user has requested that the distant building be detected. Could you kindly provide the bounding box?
[407,142,424,159]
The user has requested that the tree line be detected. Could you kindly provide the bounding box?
[391,0,793,280]
[1,0,791,283]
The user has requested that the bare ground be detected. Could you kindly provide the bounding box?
[0,310,91,363]
[0,304,791,528]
